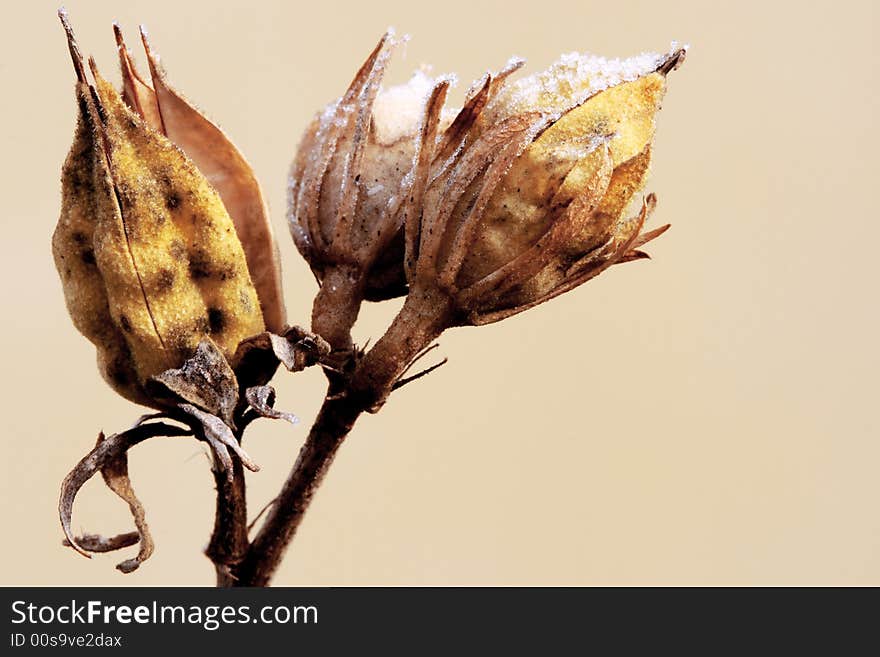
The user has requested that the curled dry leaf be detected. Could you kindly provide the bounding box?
[59,422,190,571]
[64,531,140,553]
[100,444,155,574]
[245,386,299,425]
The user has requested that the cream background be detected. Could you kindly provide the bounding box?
[1,0,877,585]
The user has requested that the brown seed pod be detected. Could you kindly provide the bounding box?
[288,33,526,349]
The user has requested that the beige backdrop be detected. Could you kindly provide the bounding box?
[1,0,877,586]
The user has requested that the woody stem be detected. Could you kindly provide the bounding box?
[207,434,249,587]
[232,290,453,586]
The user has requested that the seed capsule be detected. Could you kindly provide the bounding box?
[53,15,281,405]
[403,45,686,325]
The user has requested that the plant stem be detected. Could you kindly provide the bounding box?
[231,291,452,586]
[207,440,248,587]
[310,265,364,353]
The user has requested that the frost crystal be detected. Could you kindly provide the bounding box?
[486,43,686,122]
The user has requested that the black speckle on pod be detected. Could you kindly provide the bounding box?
[207,308,226,334]
[80,249,96,265]
[188,248,237,281]
[165,191,181,210]
[119,314,133,333]
[188,249,212,279]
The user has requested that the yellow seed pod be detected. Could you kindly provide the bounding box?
[459,70,667,288]
[53,22,266,403]
[89,71,264,376]
[396,45,684,326]
[53,84,149,404]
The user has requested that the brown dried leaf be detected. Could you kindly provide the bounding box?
[245,386,299,425]
[100,444,154,573]
[64,531,140,553]
[59,422,189,570]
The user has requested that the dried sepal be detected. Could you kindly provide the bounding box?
[149,339,239,428]
[177,403,259,480]
[59,421,190,571]
[245,386,299,425]
[234,326,332,386]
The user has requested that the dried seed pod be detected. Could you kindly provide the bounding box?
[289,33,407,301]
[289,33,527,349]
[53,16,282,405]
[288,33,433,349]
[351,44,686,411]
[406,45,686,325]
[125,27,285,334]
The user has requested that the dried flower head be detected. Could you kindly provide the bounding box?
[288,33,409,302]
[288,34,536,349]
[349,41,686,411]
[52,13,285,406]
[403,45,686,326]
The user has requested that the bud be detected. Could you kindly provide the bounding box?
[351,43,686,410]
[405,45,686,325]
[289,34,528,349]
[289,32,415,306]
[52,14,284,406]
